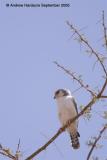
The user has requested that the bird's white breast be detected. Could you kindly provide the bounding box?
[56,96,77,125]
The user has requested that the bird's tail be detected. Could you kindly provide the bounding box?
[70,132,80,149]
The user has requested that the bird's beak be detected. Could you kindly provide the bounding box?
[54,96,56,99]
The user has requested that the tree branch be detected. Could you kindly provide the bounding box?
[25,96,97,160]
[87,124,107,160]
[66,21,107,76]
[102,11,107,49]
[25,17,107,160]
[1,12,107,160]
[54,61,96,97]
[100,95,107,98]
[25,61,107,160]
[0,144,16,160]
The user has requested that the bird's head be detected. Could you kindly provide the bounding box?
[54,89,71,99]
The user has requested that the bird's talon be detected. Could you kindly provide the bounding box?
[59,127,65,132]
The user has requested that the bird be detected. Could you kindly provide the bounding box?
[54,89,80,149]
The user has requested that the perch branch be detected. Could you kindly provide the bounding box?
[25,13,107,160]
[25,96,98,160]
[25,59,107,160]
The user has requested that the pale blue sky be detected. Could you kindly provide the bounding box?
[0,0,107,160]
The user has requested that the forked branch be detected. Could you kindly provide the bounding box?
[1,12,107,160]
[66,21,107,76]
[25,14,107,160]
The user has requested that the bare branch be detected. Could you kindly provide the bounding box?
[0,144,16,159]
[1,12,107,160]
[25,59,107,160]
[101,95,107,98]
[66,21,107,76]
[25,96,97,160]
[102,11,107,49]
[66,20,107,99]
[87,124,107,160]
[25,15,107,160]
[54,61,96,97]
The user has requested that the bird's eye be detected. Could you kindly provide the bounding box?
[56,90,60,95]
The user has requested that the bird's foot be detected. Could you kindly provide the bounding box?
[59,127,65,133]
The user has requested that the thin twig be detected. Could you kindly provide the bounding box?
[54,61,96,97]
[87,124,107,160]
[0,147,16,159]
[15,139,21,160]
[102,11,107,49]
[66,21,107,76]
[0,151,15,159]
[65,20,107,98]
[1,13,107,160]
[0,144,21,160]
[16,139,20,152]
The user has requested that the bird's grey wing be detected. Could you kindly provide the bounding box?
[72,97,78,115]
[72,97,79,132]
